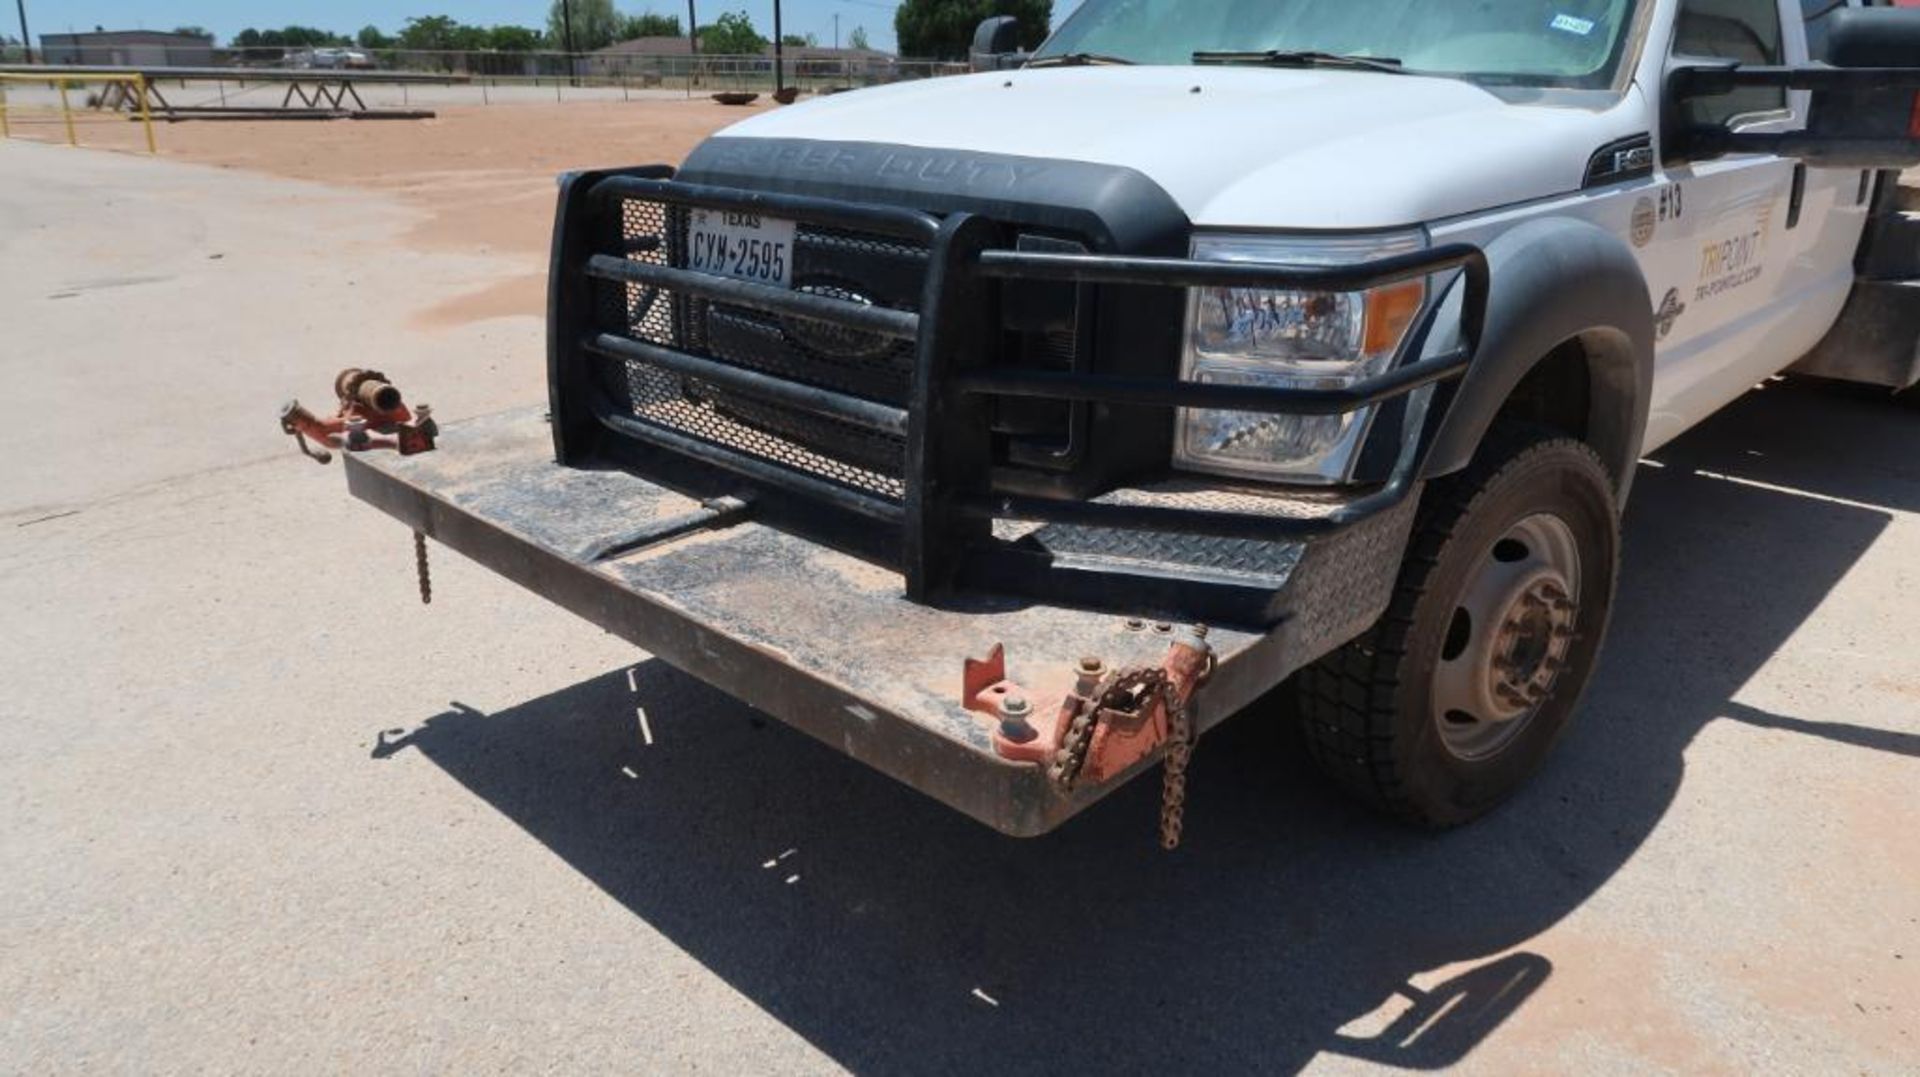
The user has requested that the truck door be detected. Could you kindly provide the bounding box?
[1773,0,1878,338]
[1640,0,1803,450]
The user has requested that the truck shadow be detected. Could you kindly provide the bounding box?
[375,379,1909,1073]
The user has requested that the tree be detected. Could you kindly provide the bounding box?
[848,25,871,50]
[781,32,817,48]
[486,25,547,51]
[548,0,623,51]
[357,26,395,49]
[448,24,492,51]
[895,0,1049,59]
[283,25,349,47]
[698,11,766,56]
[623,12,684,39]
[172,26,213,41]
[233,25,351,49]
[397,16,462,51]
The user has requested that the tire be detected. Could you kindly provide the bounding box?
[1298,426,1620,827]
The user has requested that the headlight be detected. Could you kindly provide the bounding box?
[1175,230,1429,483]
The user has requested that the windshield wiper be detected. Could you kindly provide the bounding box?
[1192,50,1405,74]
[1025,52,1136,68]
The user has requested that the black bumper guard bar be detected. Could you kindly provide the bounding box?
[554,171,1490,602]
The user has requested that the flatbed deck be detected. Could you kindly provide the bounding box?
[345,408,1312,836]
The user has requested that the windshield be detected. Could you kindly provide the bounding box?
[1036,0,1641,88]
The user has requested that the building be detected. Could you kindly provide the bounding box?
[775,45,895,80]
[587,35,701,81]
[41,30,215,68]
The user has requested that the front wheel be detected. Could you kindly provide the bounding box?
[1298,427,1620,827]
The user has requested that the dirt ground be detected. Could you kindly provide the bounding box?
[4,100,756,322]
[2,110,1917,1074]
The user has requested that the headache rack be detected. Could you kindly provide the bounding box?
[547,167,1490,616]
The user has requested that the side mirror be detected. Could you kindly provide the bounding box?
[1667,7,1920,169]
[970,16,1026,72]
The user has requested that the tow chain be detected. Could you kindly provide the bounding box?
[1048,666,1200,850]
[414,530,432,606]
[1157,677,1194,851]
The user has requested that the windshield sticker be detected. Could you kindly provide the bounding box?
[1550,13,1597,35]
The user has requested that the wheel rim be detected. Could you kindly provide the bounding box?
[1431,513,1582,762]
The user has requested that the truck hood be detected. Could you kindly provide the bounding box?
[699,67,1645,230]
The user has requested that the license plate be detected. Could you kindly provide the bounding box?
[686,208,796,289]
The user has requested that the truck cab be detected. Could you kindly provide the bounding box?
[337,0,1920,841]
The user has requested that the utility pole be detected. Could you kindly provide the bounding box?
[14,0,31,63]
[833,12,839,51]
[683,0,698,85]
[772,0,784,95]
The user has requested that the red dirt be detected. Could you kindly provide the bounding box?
[9,100,759,324]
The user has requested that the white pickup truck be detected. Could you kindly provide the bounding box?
[329,0,1920,844]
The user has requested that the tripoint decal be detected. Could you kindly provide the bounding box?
[1694,202,1773,303]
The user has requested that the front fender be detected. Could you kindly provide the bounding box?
[1425,217,1654,500]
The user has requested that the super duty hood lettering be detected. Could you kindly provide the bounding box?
[697,140,1053,193]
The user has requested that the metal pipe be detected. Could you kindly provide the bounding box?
[952,348,1471,416]
[586,332,911,436]
[974,244,1485,292]
[590,174,942,242]
[13,0,29,64]
[773,0,784,95]
[590,393,905,523]
[56,76,72,145]
[582,254,922,340]
[134,74,154,153]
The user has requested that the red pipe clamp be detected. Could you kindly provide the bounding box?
[279,368,437,465]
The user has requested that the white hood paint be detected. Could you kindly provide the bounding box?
[711,67,1648,230]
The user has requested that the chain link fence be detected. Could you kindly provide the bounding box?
[7,45,968,101]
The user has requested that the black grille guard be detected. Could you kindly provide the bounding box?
[549,168,1491,605]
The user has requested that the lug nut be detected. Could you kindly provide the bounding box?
[1153,622,1174,635]
[1079,656,1106,675]
[1124,618,1146,632]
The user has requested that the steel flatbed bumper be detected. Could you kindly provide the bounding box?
[346,407,1415,836]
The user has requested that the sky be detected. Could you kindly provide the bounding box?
[24,1,1087,54]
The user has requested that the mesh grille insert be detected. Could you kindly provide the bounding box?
[618,363,906,501]
[594,196,927,504]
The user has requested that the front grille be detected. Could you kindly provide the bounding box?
[595,195,928,504]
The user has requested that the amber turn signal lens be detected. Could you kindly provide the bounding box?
[1362,279,1427,358]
